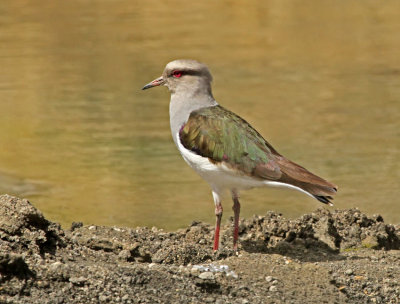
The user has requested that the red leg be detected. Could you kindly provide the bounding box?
[213,204,223,251]
[232,194,241,251]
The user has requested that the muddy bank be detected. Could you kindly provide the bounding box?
[0,194,399,304]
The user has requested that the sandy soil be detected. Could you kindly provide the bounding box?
[0,194,399,304]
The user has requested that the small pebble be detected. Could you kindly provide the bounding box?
[227,271,239,279]
[49,261,63,271]
[269,286,278,292]
[199,272,215,280]
[118,250,131,260]
[69,276,86,285]
[345,269,353,275]
[121,295,129,301]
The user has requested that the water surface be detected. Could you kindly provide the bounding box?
[1,1,399,229]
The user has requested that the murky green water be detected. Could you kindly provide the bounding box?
[1,1,399,229]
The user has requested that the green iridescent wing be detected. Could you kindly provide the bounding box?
[179,105,282,180]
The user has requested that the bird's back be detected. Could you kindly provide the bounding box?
[179,105,337,203]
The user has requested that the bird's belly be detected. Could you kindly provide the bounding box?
[176,134,264,191]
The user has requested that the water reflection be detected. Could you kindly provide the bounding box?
[0,0,399,229]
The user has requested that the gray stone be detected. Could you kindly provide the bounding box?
[199,272,215,280]
[345,269,353,275]
[269,285,278,292]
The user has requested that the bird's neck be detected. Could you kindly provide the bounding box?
[169,90,217,145]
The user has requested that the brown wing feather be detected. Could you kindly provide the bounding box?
[275,156,338,197]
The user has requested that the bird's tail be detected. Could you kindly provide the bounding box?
[275,157,338,205]
[312,194,335,206]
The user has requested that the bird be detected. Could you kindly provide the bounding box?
[142,59,337,251]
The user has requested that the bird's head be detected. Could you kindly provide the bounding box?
[142,59,213,96]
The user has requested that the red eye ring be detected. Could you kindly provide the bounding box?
[172,70,182,78]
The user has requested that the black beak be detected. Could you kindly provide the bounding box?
[142,76,165,90]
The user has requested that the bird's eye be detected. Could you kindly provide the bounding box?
[172,70,183,78]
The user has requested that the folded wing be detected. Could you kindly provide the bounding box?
[179,105,337,203]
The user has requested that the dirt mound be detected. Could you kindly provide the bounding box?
[0,195,399,303]
[240,208,399,258]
